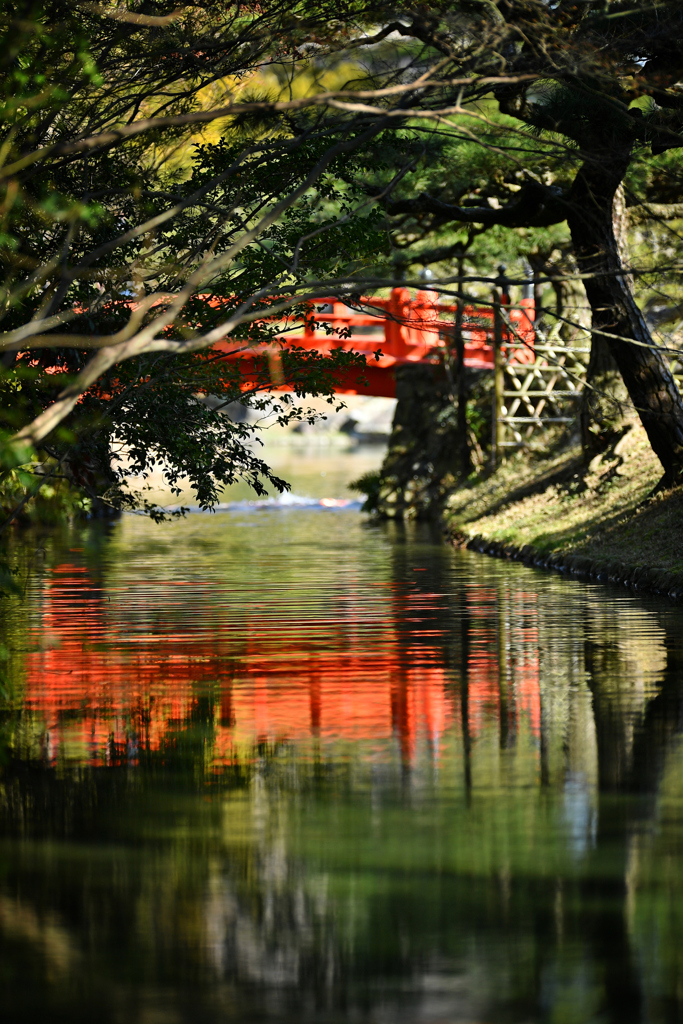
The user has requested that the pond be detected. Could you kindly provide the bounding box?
[1,448,682,1023]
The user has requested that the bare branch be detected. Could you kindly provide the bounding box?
[629,202,683,223]
[75,3,188,26]
[0,74,539,180]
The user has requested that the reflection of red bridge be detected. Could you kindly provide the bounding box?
[214,289,536,398]
[24,564,541,769]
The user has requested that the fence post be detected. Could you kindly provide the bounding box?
[491,288,505,469]
[454,292,472,475]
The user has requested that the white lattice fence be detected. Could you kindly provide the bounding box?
[499,326,590,449]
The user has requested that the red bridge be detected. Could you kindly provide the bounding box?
[214,288,535,398]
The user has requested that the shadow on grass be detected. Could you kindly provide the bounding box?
[449,439,683,577]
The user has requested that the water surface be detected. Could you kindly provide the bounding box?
[1,468,683,1023]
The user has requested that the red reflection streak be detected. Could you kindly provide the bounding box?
[515,655,541,735]
[509,594,541,734]
[25,565,542,765]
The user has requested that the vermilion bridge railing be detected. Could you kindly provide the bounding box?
[212,287,535,398]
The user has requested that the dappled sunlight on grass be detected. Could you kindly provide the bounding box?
[446,424,683,578]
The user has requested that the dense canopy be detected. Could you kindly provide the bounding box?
[2,0,683,523]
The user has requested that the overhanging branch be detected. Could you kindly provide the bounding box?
[385,179,567,229]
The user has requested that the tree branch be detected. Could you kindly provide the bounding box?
[385,178,567,229]
[0,74,539,181]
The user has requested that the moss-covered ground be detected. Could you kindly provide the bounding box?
[444,424,683,585]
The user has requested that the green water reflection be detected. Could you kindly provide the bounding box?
[1,495,683,1023]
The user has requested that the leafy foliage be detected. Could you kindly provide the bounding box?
[0,1,392,524]
[5,0,683,522]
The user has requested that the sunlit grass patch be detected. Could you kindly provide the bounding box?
[446,424,683,581]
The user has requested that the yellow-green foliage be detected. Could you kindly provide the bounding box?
[0,461,91,526]
[160,60,368,179]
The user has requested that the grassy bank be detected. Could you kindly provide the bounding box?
[444,424,683,599]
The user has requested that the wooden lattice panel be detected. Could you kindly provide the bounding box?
[498,333,590,448]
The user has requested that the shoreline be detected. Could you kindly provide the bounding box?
[446,528,683,602]
[441,423,683,603]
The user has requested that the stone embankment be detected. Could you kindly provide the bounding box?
[448,530,683,601]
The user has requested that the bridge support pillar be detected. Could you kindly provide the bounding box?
[373,363,461,520]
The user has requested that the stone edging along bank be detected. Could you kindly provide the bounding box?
[447,530,683,603]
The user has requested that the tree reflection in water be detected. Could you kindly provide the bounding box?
[0,510,680,1023]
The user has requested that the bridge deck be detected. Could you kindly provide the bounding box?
[213,288,535,398]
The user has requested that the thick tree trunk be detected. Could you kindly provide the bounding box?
[567,152,683,483]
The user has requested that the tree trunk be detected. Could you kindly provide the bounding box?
[567,152,683,484]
